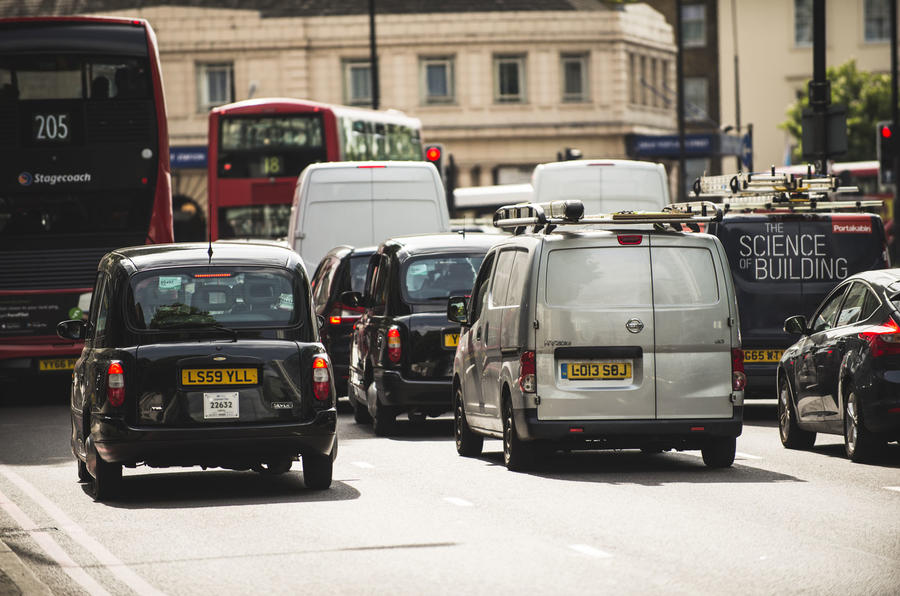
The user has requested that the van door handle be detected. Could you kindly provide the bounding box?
[475,327,481,341]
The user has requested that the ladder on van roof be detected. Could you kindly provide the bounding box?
[692,167,884,214]
[492,199,722,234]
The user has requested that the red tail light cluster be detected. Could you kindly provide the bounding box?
[859,318,900,358]
[107,361,125,407]
[387,326,402,363]
[732,349,746,391]
[519,350,536,393]
[312,356,331,401]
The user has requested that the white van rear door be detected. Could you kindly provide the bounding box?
[370,166,449,240]
[650,235,734,419]
[535,237,656,420]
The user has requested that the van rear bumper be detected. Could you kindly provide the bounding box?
[519,407,743,448]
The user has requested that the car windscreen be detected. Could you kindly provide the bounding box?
[402,255,484,303]
[129,267,304,329]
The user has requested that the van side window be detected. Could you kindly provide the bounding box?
[504,250,529,306]
[470,252,496,322]
[489,250,515,307]
[811,286,848,333]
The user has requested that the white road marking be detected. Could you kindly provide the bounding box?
[0,465,167,596]
[885,487,900,493]
[735,452,763,460]
[351,461,374,469]
[0,487,111,596]
[443,497,474,507]
[569,544,613,558]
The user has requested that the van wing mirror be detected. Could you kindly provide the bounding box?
[57,319,86,341]
[316,314,325,330]
[447,296,469,326]
[783,315,808,335]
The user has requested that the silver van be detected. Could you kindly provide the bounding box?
[448,201,744,470]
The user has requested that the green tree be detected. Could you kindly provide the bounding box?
[780,59,892,163]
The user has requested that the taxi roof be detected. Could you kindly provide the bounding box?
[382,232,501,260]
[109,241,300,272]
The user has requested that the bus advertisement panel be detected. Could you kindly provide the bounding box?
[207,98,423,241]
[0,16,173,379]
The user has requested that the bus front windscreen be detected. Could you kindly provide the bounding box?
[218,114,328,178]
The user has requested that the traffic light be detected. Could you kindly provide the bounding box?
[877,121,895,186]
[559,147,582,161]
[424,143,444,180]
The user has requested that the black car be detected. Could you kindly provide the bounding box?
[56,241,337,500]
[310,245,376,397]
[707,212,888,397]
[344,233,498,435]
[777,269,900,462]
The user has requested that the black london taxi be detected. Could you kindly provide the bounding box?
[344,233,498,435]
[310,245,376,397]
[56,241,337,500]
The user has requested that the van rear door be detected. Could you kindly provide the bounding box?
[649,235,734,419]
[535,235,656,420]
[370,165,449,240]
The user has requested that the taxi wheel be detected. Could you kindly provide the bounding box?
[701,436,735,468]
[844,390,881,463]
[502,398,533,472]
[77,458,91,483]
[778,376,816,449]
[302,452,333,490]
[91,455,122,502]
[454,387,483,457]
[351,390,372,424]
[372,399,395,437]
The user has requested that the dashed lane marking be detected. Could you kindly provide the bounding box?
[351,461,374,469]
[735,452,763,460]
[569,544,613,558]
[885,487,900,493]
[443,497,474,507]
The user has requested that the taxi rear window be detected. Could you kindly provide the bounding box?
[129,267,303,329]
[402,255,483,303]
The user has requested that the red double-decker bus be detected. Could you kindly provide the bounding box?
[0,16,173,381]
[207,98,423,240]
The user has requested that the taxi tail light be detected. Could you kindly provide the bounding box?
[731,349,746,391]
[312,356,331,401]
[519,350,536,393]
[107,361,125,407]
[859,318,900,358]
[387,326,402,364]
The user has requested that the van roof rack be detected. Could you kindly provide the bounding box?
[691,166,883,213]
[492,199,722,234]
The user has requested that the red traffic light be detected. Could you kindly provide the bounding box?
[425,146,442,162]
[882,125,893,139]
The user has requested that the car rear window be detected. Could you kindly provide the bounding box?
[129,267,304,329]
[546,247,651,307]
[402,255,484,303]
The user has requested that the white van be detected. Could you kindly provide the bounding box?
[448,200,744,470]
[287,161,451,271]
[531,159,670,213]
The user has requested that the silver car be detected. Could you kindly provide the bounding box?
[448,200,745,470]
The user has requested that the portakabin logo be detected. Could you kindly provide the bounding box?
[832,218,872,234]
[17,172,33,186]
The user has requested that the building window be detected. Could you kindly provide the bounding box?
[681,4,706,48]
[683,76,709,122]
[629,53,637,104]
[794,0,813,46]
[640,56,647,105]
[494,54,526,103]
[343,60,372,106]
[865,0,890,42]
[561,53,589,102]
[420,56,454,104]
[197,62,233,111]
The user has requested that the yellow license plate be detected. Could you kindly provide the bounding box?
[443,332,459,348]
[181,368,258,386]
[743,349,783,363]
[563,361,632,381]
[39,358,77,371]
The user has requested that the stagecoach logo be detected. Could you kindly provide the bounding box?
[18,171,92,186]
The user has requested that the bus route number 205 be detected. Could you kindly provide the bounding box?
[33,113,71,142]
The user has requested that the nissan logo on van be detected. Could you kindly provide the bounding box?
[625,318,644,333]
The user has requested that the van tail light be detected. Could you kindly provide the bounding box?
[387,326,402,363]
[312,356,331,401]
[107,361,125,407]
[731,349,746,391]
[859,318,900,358]
[519,350,536,393]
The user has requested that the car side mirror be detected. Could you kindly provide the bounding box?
[57,319,86,341]
[447,296,469,326]
[317,314,325,330]
[784,315,808,335]
[340,291,363,308]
